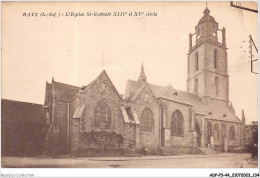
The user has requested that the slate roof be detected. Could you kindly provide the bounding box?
[53,81,81,102]
[125,79,241,123]
[198,7,216,25]
[45,80,81,103]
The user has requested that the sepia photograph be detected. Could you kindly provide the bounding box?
[1,1,259,176]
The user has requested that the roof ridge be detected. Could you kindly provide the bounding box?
[175,89,200,96]
[54,80,81,89]
[128,79,167,88]
[127,79,201,98]
[1,98,44,106]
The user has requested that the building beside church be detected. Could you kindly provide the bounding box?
[1,99,48,157]
[243,120,258,150]
[44,7,245,156]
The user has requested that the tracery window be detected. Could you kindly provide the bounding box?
[229,126,235,140]
[170,110,184,136]
[140,108,154,132]
[94,100,112,129]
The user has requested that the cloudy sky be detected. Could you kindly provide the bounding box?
[2,1,258,124]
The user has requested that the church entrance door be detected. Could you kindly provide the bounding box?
[207,122,212,147]
[195,122,201,147]
[129,124,136,149]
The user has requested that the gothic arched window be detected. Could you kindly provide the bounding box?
[170,110,184,136]
[94,100,112,129]
[194,78,198,94]
[140,108,154,132]
[213,124,219,140]
[229,126,235,140]
[214,49,218,69]
[215,76,219,96]
[195,52,199,71]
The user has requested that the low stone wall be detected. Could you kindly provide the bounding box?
[170,146,199,154]
[139,146,199,156]
[214,145,223,152]
[161,146,200,155]
[74,131,124,157]
[76,148,124,157]
[227,146,244,153]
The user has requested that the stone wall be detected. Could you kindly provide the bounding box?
[205,71,228,103]
[187,43,206,95]
[54,100,69,154]
[205,43,228,76]
[188,41,229,103]
[69,97,80,152]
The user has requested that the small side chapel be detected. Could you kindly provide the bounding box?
[44,7,244,156]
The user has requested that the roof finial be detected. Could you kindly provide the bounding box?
[138,62,147,82]
[203,3,210,15]
[242,109,246,122]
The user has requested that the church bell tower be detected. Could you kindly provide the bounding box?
[187,7,229,106]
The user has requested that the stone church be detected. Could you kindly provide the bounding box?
[44,7,244,156]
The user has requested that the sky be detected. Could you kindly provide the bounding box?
[2,1,258,124]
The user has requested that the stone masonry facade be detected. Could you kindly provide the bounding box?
[44,7,245,156]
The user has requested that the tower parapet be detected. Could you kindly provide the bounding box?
[189,7,226,54]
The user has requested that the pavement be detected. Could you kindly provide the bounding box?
[1,153,257,168]
[240,157,258,168]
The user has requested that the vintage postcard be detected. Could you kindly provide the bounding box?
[1,1,259,177]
